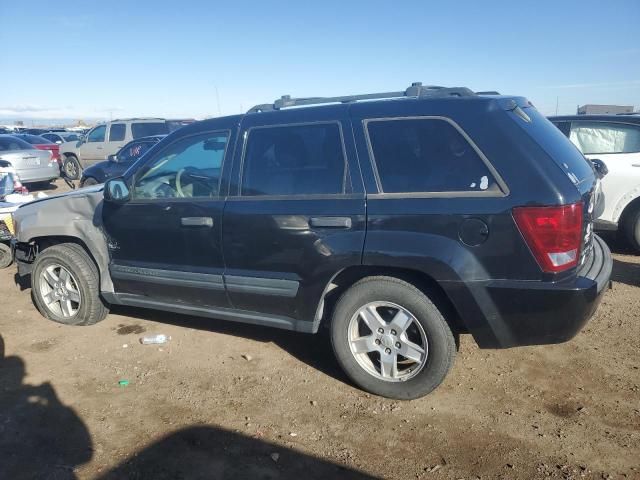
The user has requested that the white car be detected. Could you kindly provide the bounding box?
[550,115,640,251]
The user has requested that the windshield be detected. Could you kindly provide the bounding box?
[131,122,169,139]
[0,136,35,151]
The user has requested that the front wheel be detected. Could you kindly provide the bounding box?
[0,243,12,269]
[81,177,98,187]
[331,276,456,400]
[63,155,81,180]
[32,243,109,325]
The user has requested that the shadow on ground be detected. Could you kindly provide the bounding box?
[0,334,92,479]
[111,305,351,387]
[97,425,377,480]
[611,258,640,288]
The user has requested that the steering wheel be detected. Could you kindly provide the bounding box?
[175,168,187,198]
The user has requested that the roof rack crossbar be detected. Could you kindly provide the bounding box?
[248,82,478,113]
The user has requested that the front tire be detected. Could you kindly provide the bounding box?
[0,243,12,269]
[32,243,108,325]
[63,155,81,180]
[331,276,456,400]
[80,177,98,187]
[622,205,640,252]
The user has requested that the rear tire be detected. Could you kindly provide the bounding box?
[32,243,108,325]
[0,243,12,269]
[81,177,98,187]
[331,276,456,400]
[63,155,81,180]
[622,205,640,252]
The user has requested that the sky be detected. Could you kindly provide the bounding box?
[1,0,639,125]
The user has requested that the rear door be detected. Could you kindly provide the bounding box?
[568,120,640,223]
[106,123,127,157]
[222,110,366,328]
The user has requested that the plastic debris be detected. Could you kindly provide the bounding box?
[140,334,170,345]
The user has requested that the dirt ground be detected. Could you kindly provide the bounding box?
[0,179,638,480]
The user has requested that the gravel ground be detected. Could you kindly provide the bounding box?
[0,179,638,479]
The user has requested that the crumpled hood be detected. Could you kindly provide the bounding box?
[16,184,103,211]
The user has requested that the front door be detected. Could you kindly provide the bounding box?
[81,124,107,166]
[223,113,366,327]
[102,129,233,308]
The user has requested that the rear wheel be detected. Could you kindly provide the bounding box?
[63,155,81,180]
[622,205,640,252]
[331,276,456,400]
[32,243,108,325]
[0,243,12,269]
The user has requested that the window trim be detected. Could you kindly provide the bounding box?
[129,129,231,203]
[569,120,640,155]
[237,120,349,198]
[363,116,510,198]
[108,123,127,142]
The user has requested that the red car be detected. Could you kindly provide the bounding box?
[11,134,61,166]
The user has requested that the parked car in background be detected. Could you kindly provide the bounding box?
[80,135,165,187]
[41,131,82,145]
[22,128,49,135]
[550,115,640,250]
[60,118,169,180]
[12,84,611,400]
[12,134,61,167]
[167,119,196,132]
[0,135,59,185]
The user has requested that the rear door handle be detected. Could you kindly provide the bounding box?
[309,216,352,228]
[181,217,214,227]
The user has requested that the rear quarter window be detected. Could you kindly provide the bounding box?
[365,117,501,194]
[0,137,34,151]
[131,122,169,139]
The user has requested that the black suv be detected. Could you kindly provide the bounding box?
[12,83,612,399]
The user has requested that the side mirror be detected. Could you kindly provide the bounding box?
[56,140,63,144]
[590,158,608,180]
[107,154,117,163]
[104,177,130,204]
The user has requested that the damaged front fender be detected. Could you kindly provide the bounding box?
[13,186,114,293]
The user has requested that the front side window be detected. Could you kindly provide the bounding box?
[109,123,126,142]
[366,118,497,193]
[131,122,169,139]
[569,121,640,154]
[134,132,228,199]
[241,123,346,196]
[87,125,106,143]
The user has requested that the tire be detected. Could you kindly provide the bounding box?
[32,243,109,325]
[81,177,98,187]
[331,276,456,400]
[622,205,640,252]
[63,155,81,180]
[0,243,12,269]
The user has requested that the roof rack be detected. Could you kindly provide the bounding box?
[247,82,483,113]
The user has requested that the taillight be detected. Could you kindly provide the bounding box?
[513,202,583,273]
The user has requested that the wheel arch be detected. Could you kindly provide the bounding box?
[313,265,465,334]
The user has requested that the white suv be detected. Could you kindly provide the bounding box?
[59,118,169,180]
[551,114,640,251]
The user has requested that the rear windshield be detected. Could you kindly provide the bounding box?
[17,134,54,145]
[0,137,35,151]
[515,107,594,185]
[131,122,169,139]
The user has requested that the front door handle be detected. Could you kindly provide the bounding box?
[309,216,352,228]
[181,217,214,227]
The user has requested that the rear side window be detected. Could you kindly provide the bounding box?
[553,121,571,137]
[569,121,640,154]
[242,123,346,196]
[131,122,169,139]
[109,123,126,142]
[366,118,498,193]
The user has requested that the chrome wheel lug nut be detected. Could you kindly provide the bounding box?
[391,330,397,336]
[375,339,381,345]
[377,328,384,334]
[385,348,391,354]
[395,342,401,348]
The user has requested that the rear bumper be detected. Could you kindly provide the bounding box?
[17,164,60,183]
[448,235,612,348]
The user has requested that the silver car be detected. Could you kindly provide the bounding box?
[0,135,59,184]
